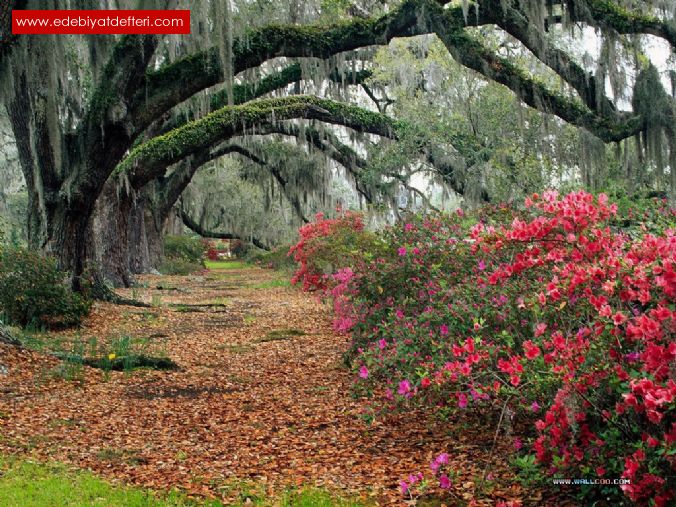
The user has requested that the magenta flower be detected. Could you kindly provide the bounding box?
[378,338,387,349]
[358,366,369,379]
[439,474,452,489]
[398,247,407,256]
[458,393,468,408]
[436,452,449,465]
[440,324,449,336]
[398,379,412,395]
[513,437,522,450]
[399,480,409,495]
[478,260,486,270]
[531,401,540,412]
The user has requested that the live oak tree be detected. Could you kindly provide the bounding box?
[1,0,674,292]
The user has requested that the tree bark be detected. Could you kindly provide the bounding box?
[92,177,136,287]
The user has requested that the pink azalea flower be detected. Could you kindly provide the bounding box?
[399,480,409,495]
[513,437,523,450]
[436,452,449,465]
[440,324,449,335]
[531,401,540,412]
[439,474,452,489]
[458,393,468,408]
[358,366,369,379]
[612,311,627,325]
[398,379,412,395]
[398,247,407,256]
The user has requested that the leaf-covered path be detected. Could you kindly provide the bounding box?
[0,263,538,505]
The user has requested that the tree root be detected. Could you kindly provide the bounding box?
[89,279,150,307]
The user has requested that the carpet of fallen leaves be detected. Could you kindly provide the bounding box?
[0,263,564,506]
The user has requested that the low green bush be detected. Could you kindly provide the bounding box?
[158,257,203,276]
[246,245,297,272]
[0,247,91,329]
[163,235,207,264]
[159,235,207,275]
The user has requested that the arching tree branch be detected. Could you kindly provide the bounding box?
[180,208,270,251]
[120,95,399,189]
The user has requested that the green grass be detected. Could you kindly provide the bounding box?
[0,457,220,506]
[249,279,290,289]
[278,489,368,506]
[205,260,247,270]
[0,457,369,506]
[256,329,306,343]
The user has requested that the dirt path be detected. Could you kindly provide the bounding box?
[0,263,534,505]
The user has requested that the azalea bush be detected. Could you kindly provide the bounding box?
[288,211,382,293]
[291,192,675,505]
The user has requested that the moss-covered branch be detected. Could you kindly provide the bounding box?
[573,0,676,47]
[211,63,372,111]
[428,8,643,142]
[481,0,614,114]
[120,95,399,189]
[70,34,159,201]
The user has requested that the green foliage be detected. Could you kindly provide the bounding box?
[246,245,297,272]
[159,235,207,275]
[607,192,676,236]
[163,235,208,263]
[0,248,91,329]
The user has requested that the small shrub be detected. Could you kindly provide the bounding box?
[0,247,91,328]
[159,235,207,275]
[230,239,250,258]
[289,211,384,292]
[163,235,207,264]
[158,257,203,275]
[246,245,297,272]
